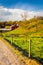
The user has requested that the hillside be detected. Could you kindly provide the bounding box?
[6,17,43,37]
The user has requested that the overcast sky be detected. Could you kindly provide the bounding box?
[0,0,43,21]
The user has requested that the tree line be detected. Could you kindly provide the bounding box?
[0,21,18,28]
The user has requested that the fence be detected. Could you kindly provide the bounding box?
[0,34,43,64]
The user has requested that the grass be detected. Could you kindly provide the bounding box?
[31,37,43,64]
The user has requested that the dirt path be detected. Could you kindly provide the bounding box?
[0,39,22,65]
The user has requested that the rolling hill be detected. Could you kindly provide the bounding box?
[6,17,43,37]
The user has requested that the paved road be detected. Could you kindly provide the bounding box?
[0,39,22,65]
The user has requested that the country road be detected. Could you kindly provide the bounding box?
[0,39,22,65]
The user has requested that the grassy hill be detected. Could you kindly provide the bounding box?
[5,17,43,37]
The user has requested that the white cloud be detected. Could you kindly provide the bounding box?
[0,6,43,21]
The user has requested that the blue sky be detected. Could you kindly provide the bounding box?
[0,0,43,10]
[0,0,43,21]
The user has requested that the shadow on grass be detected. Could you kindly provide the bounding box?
[30,56,43,65]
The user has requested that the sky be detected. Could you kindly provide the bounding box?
[0,0,43,21]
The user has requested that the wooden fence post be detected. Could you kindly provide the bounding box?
[29,39,31,58]
[11,35,13,45]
